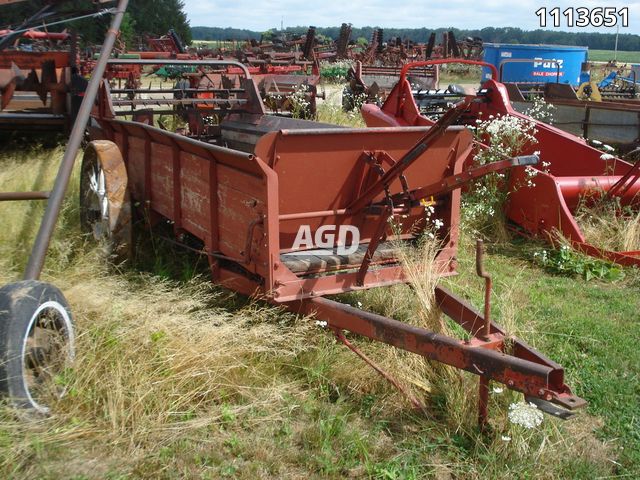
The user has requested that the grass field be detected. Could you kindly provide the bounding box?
[588,49,640,63]
[0,119,638,478]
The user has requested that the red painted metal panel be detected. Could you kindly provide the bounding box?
[87,93,585,420]
[254,127,472,255]
[149,143,174,219]
[0,51,71,69]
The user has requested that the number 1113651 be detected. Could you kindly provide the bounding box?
[535,7,628,28]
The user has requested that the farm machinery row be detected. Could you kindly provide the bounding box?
[0,28,322,125]
[0,1,594,430]
[1,3,487,129]
[191,26,484,112]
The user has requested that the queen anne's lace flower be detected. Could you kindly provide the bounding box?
[508,402,544,429]
[524,97,555,124]
[463,113,539,229]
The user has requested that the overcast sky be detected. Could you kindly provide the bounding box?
[182,1,640,35]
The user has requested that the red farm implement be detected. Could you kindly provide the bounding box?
[362,59,640,268]
[0,0,115,132]
[0,32,75,131]
[66,56,586,425]
[344,60,439,109]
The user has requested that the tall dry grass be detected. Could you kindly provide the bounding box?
[576,199,640,252]
[0,146,322,475]
[315,87,365,128]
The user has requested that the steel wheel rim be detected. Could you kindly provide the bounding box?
[21,301,75,414]
[85,160,111,241]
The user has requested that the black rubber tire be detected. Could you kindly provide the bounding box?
[0,281,75,414]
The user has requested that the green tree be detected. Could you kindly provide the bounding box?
[0,0,191,46]
[118,12,136,48]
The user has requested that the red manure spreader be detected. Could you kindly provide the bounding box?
[77,57,585,425]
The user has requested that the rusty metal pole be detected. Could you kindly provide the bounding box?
[475,239,492,340]
[23,0,129,280]
[478,375,490,429]
[0,191,50,201]
[476,239,493,429]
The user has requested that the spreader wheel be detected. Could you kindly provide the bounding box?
[0,281,75,414]
[80,140,133,263]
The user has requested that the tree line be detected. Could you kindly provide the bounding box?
[1,0,191,46]
[192,25,640,52]
[3,1,637,54]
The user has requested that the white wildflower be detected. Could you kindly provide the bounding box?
[492,386,504,394]
[600,153,615,160]
[501,435,511,442]
[508,401,544,429]
[314,320,328,328]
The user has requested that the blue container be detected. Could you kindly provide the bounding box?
[482,43,588,86]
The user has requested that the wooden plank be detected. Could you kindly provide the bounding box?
[281,242,398,274]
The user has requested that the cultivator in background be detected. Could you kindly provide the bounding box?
[147,29,186,55]
[0,35,74,131]
[311,23,353,61]
[0,0,116,132]
[594,65,638,100]
[343,60,438,109]
[362,59,640,267]
[424,31,484,61]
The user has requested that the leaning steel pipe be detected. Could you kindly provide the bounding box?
[23,0,129,280]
